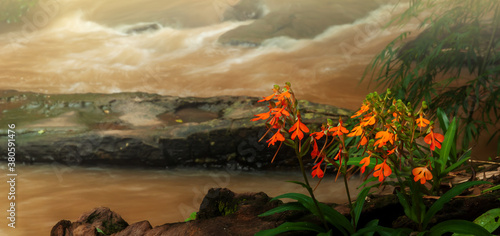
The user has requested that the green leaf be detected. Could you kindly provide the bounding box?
[317,230,333,236]
[466,208,500,234]
[352,187,372,227]
[96,227,106,235]
[317,202,354,235]
[271,193,316,211]
[482,184,500,194]
[423,181,492,229]
[396,190,413,221]
[442,153,470,176]
[255,222,325,236]
[258,202,307,217]
[286,181,310,190]
[439,117,457,172]
[429,220,492,236]
[184,211,197,222]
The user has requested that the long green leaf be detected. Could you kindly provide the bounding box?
[471,208,500,233]
[439,117,457,172]
[254,222,325,236]
[482,184,500,194]
[318,202,354,235]
[423,181,491,229]
[271,193,319,215]
[353,187,372,227]
[429,220,492,236]
[442,154,470,176]
[258,202,308,217]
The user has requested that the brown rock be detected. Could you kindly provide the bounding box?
[76,207,129,235]
[113,220,152,236]
[73,224,97,236]
[50,220,72,236]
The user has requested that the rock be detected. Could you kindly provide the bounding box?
[76,207,129,234]
[50,207,128,236]
[223,0,264,21]
[51,188,288,236]
[0,91,351,169]
[123,22,162,34]
[197,188,237,219]
[218,0,383,46]
[114,220,152,236]
[52,187,500,235]
[50,220,72,236]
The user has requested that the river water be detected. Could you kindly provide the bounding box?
[0,0,416,234]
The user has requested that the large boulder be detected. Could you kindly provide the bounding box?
[0,90,351,169]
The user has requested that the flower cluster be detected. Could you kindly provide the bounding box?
[251,83,309,162]
[252,85,445,186]
[347,92,443,184]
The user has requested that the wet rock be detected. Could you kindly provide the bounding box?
[218,0,382,46]
[0,91,351,169]
[123,22,162,34]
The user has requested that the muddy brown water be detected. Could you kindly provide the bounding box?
[0,165,367,235]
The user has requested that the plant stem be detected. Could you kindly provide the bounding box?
[343,173,356,230]
[296,150,329,231]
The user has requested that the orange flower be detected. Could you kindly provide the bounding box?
[359,155,371,173]
[373,130,395,148]
[289,117,309,140]
[412,166,433,184]
[416,113,430,128]
[270,107,290,118]
[276,90,291,101]
[359,135,368,146]
[267,130,285,147]
[311,139,319,158]
[351,103,370,118]
[360,114,376,127]
[348,125,363,137]
[329,121,349,137]
[258,93,275,102]
[387,147,396,155]
[424,127,445,151]
[312,158,324,178]
[373,160,392,182]
[251,111,270,121]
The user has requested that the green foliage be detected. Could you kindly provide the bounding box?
[365,0,500,152]
[96,227,107,235]
[428,220,492,236]
[453,208,500,235]
[184,212,197,222]
[396,181,492,232]
[0,0,38,23]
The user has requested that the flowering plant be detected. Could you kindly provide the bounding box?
[253,83,492,235]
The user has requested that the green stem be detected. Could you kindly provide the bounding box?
[343,173,356,230]
[296,149,329,231]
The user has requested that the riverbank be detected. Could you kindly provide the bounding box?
[0,90,351,170]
